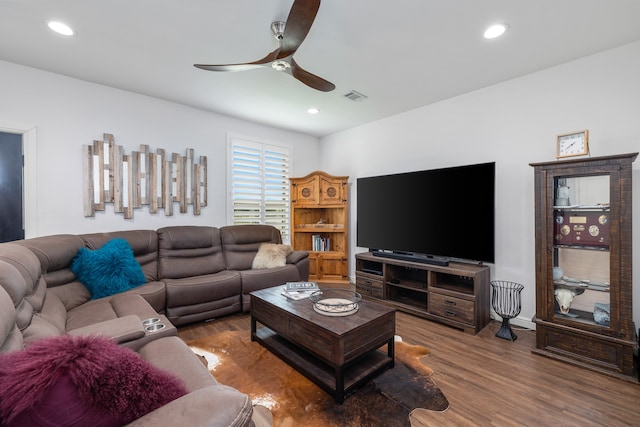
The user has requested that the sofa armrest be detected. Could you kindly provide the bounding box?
[287,250,310,282]
[286,250,309,264]
[68,315,145,343]
[126,385,256,427]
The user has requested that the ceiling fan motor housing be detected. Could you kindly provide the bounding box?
[271,21,286,40]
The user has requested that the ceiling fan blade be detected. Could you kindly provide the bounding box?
[289,58,335,92]
[195,48,280,72]
[279,0,321,58]
[194,63,262,72]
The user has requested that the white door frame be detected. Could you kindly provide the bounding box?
[0,122,37,238]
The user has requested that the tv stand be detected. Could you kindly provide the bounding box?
[355,252,490,334]
[371,250,449,266]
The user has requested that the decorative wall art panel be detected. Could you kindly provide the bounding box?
[83,133,207,218]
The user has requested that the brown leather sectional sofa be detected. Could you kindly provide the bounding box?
[0,224,309,426]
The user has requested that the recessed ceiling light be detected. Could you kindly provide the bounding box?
[47,21,74,36]
[307,107,320,114]
[484,24,508,39]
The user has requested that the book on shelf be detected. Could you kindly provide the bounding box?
[311,234,331,251]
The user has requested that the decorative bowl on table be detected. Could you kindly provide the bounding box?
[309,289,362,316]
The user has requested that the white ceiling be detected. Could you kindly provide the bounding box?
[2,1,640,138]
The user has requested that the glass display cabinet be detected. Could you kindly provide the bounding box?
[530,153,638,381]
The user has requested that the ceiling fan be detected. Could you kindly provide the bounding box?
[194,0,335,92]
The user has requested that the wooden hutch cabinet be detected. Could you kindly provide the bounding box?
[290,171,349,283]
[530,153,638,381]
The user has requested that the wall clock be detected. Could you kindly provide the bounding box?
[556,130,589,158]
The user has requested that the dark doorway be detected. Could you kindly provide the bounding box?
[0,132,24,242]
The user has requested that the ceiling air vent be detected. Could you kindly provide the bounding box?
[343,90,368,102]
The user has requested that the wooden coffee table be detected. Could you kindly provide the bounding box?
[250,286,396,403]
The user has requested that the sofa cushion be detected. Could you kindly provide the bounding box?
[0,261,30,331]
[138,335,219,391]
[0,245,66,346]
[0,335,189,426]
[65,293,159,331]
[71,238,146,299]
[220,224,283,270]
[47,282,92,311]
[0,244,45,330]
[251,243,292,269]
[12,234,85,287]
[157,226,226,278]
[0,286,22,353]
[164,270,242,326]
[238,265,301,311]
[120,280,167,313]
[37,290,67,334]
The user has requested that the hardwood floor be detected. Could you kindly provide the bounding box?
[177,289,640,426]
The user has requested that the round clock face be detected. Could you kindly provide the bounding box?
[559,137,584,155]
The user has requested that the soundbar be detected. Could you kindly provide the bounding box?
[371,250,449,266]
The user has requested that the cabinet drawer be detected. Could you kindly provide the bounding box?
[542,326,632,372]
[356,275,383,290]
[357,284,383,299]
[429,293,475,324]
[356,276,383,298]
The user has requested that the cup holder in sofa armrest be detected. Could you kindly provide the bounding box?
[120,315,178,351]
[142,317,161,326]
[142,317,168,333]
[143,315,176,337]
[144,323,166,333]
[68,315,146,343]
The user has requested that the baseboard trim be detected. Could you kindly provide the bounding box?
[506,316,536,331]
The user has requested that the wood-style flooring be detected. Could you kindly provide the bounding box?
[177,286,640,427]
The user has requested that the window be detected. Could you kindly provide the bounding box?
[228,135,291,242]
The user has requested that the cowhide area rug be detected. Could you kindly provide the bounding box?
[187,330,449,427]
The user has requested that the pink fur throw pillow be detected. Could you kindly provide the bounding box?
[0,335,188,426]
[251,243,292,269]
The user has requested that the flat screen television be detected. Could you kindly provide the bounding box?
[356,162,495,265]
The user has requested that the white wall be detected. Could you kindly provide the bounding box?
[320,41,640,329]
[2,40,639,330]
[0,60,320,236]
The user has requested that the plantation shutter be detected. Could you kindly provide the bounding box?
[228,136,291,243]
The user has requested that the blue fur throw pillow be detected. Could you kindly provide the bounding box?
[71,238,146,299]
